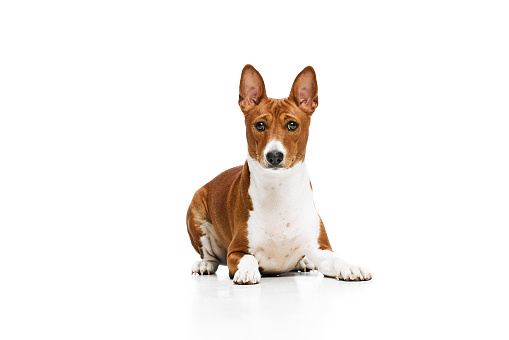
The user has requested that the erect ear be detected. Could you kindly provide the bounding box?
[289,66,318,114]
[239,64,267,114]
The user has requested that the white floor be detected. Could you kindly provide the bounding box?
[174,264,505,340]
[181,267,374,338]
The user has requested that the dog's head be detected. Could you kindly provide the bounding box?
[239,65,318,170]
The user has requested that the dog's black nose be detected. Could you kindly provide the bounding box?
[266,151,284,166]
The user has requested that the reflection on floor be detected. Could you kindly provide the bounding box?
[182,266,374,339]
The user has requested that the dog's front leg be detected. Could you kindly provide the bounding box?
[307,249,372,281]
[306,218,372,281]
[228,252,261,285]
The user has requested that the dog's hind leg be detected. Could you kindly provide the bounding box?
[187,187,227,275]
[292,256,317,272]
[189,220,227,275]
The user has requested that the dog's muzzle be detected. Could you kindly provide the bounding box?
[266,151,284,168]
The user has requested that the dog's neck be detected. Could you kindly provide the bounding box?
[246,155,312,208]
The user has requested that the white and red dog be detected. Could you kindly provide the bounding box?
[187,65,372,284]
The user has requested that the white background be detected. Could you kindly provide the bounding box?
[1,1,508,339]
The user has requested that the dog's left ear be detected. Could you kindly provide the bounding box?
[290,66,318,114]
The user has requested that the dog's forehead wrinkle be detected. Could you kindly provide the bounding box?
[263,98,294,117]
[249,99,299,125]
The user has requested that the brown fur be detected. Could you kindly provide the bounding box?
[186,163,253,277]
[318,217,333,251]
[187,65,323,278]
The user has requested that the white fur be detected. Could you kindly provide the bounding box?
[246,155,372,281]
[191,260,218,275]
[294,256,317,272]
[262,139,286,167]
[233,254,261,284]
[191,220,227,275]
[306,249,372,280]
[263,139,286,154]
[198,220,227,264]
[246,156,320,273]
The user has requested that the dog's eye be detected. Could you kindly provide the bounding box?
[287,121,299,131]
[255,122,266,131]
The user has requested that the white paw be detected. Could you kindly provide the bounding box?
[334,262,372,281]
[233,255,261,284]
[310,250,372,281]
[294,256,317,272]
[191,260,218,275]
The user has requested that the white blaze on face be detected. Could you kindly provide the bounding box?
[263,139,286,167]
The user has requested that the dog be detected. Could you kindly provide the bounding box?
[187,65,372,284]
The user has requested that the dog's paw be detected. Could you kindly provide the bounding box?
[293,256,317,272]
[191,260,218,275]
[233,255,261,284]
[334,263,372,281]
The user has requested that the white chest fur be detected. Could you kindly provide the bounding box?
[246,157,321,274]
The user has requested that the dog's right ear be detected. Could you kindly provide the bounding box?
[239,64,267,114]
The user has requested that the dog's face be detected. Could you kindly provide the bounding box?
[239,65,318,170]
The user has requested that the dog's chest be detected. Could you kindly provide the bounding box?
[247,207,317,273]
[246,162,320,273]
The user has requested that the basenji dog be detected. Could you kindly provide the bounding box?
[187,65,372,284]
